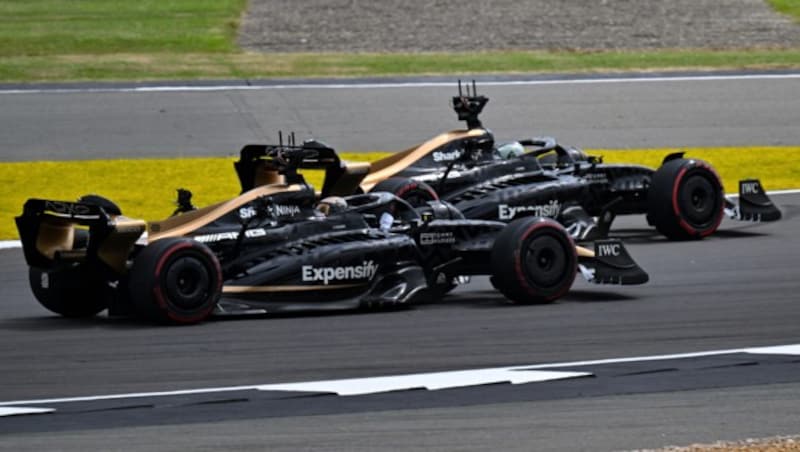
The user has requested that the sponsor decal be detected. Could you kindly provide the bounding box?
[302,260,379,285]
[419,231,456,245]
[194,228,267,243]
[44,201,99,219]
[584,173,609,183]
[239,206,257,219]
[267,204,301,217]
[432,149,462,162]
[498,200,561,220]
[596,242,621,257]
[742,181,760,194]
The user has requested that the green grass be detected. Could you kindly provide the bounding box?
[2,147,798,240]
[768,0,800,22]
[0,0,245,56]
[0,0,799,82]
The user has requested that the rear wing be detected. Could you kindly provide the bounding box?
[15,199,145,274]
[234,138,342,191]
[234,138,368,198]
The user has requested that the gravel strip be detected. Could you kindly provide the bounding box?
[238,0,800,52]
[634,435,800,451]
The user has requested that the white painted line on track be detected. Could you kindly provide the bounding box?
[1,343,799,407]
[0,240,21,250]
[1,73,799,95]
[0,407,55,417]
[256,368,591,396]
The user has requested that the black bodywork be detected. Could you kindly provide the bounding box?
[16,141,649,324]
[362,83,782,240]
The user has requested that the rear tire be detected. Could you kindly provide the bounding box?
[28,267,107,318]
[370,177,438,207]
[648,158,724,240]
[128,238,222,325]
[490,217,577,304]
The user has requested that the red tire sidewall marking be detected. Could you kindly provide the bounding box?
[513,220,576,301]
[152,241,220,324]
[395,182,438,202]
[671,163,724,238]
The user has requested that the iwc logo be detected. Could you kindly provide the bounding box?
[498,200,561,220]
[302,260,379,285]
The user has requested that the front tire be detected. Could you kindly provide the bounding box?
[490,218,577,304]
[370,177,438,207]
[128,238,222,325]
[648,158,724,240]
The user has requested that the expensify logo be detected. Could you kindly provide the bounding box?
[302,261,379,285]
[498,200,561,220]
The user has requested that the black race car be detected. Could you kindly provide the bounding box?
[15,141,648,325]
[354,82,781,241]
[16,141,648,324]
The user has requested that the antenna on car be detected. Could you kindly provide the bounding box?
[452,79,488,129]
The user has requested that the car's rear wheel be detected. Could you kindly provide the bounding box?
[490,217,577,304]
[128,238,222,325]
[29,266,107,318]
[370,177,439,207]
[648,158,724,240]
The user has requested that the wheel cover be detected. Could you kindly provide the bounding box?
[164,256,211,310]
[678,172,720,227]
[522,233,570,289]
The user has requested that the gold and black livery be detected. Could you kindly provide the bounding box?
[16,138,649,325]
[356,82,782,241]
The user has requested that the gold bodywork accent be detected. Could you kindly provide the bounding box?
[253,163,285,187]
[97,216,147,273]
[327,161,370,197]
[360,128,489,191]
[575,245,595,258]
[148,184,304,242]
[223,283,365,293]
[35,219,75,260]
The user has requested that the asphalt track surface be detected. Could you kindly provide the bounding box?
[1,192,800,450]
[1,71,799,161]
[2,73,800,450]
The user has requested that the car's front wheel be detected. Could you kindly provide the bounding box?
[490,217,577,304]
[648,158,724,240]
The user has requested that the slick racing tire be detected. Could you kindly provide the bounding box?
[29,266,107,318]
[648,158,724,240]
[77,194,122,216]
[128,238,222,325]
[370,177,439,207]
[490,217,577,304]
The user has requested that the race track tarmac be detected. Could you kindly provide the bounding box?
[1,193,799,451]
[1,71,799,160]
[2,73,799,450]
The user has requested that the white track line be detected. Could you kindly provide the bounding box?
[0,407,55,417]
[1,343,798,407]
[1,73,799,95]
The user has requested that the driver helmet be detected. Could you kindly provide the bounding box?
[566,147,589,162]
[316,196,348,216]
[496,141,525,159]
